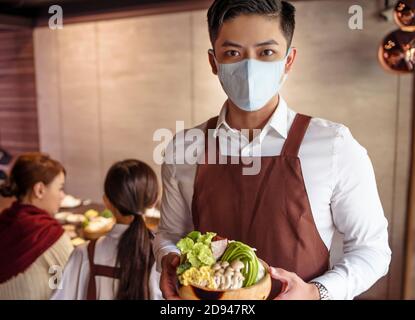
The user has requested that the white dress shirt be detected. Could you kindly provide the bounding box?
[52,224,163,300]
[153,96,391,300]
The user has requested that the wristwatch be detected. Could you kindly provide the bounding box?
[311,282,331,300]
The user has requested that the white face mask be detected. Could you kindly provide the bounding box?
[212,49,291,112]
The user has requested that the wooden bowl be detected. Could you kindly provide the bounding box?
[178,260,271,300]
[82,217,115,240]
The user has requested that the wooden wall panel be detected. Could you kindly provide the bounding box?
[0,30,39,155]
[191,11,227,125]
[34,25,102,201]
[57,23,102,202]
[282,0,398,300]
[393,75,413,299]
[33,28,62,162]
[97,13,192,180]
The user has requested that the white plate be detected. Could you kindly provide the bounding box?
[60,194,82,208]
[54,211,70,224]
[66,213,86,225]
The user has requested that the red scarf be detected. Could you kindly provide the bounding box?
[0,201,64,283]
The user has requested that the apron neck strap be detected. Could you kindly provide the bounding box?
[86,240,97,300]
[204,116,220,163]
[281,114,311,157]
[204,114,311,158]
[205,116,219,132]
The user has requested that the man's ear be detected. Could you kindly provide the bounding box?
[285,47,297,73]
[33,182,45,200]
[208,49,218,75]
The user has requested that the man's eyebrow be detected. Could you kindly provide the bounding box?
[221,40,243,48]
[255,40,279,47]
[221,40,279,48]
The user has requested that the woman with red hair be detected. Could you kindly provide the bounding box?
[0,153,73,299]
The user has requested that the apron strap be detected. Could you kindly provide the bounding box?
[86,239,121,300]
[281,114,311,157]
[204,113,311,158]
[206,116,220,131]
[86,240,97,300]
[203,116,220,164]
[93,265,121,278]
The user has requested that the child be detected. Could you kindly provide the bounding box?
[52,159,162,299]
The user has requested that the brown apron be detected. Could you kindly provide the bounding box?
[192,113,330,299]
[86,239,121,300]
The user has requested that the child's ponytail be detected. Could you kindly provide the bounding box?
[104,159,158,299]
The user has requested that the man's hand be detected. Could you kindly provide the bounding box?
[160,252,181,300]
[269,267,320,300]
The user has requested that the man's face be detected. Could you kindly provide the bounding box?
[209,14,295,70]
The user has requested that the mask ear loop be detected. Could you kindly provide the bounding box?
[280,47,292,85]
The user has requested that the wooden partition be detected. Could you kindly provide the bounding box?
[0,30,38,155]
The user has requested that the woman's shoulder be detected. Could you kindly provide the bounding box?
[40,233,74,268]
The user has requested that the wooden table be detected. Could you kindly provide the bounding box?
[60,202,160,232]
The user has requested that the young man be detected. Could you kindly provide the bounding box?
[153,0,391,300]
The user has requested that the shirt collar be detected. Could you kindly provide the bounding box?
[108,223,130,238]
[213,101,230,138]
[213,96,288,139]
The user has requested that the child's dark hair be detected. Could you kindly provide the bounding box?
[104,159,159,300]
[207,0,296,50]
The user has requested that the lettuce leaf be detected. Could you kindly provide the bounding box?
[187,231,201,242]
[176,231,217,269]
[187,242,215,268]
[176,262,191,275]
[197,232,216,245]
[176,237,194,254]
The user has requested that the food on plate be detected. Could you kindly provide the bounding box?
[82,209,115,240]
[176,231,271,300]
[54,211,70,224]
[71,237,86,247]
[84,209,99,220]
[65,213,86,226]
[83,216,115,239]
[100,209,113,219]
[62,224,77,239]
[60,194,82,208]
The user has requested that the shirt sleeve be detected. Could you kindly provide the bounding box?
[50,244,90,300]
[152,161,194,272]
[149,263,164,300]
[311,125,391,300]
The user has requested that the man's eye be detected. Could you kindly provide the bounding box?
[225,50,240,57]
[261,49,275,56]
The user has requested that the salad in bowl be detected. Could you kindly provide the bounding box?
[176,231,271,300]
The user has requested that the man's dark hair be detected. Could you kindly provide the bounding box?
[207,0,296,50]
